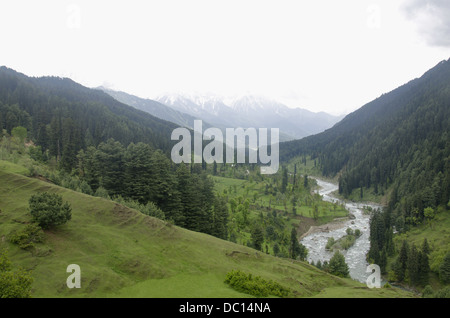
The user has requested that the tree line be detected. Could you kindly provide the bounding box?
[76,139,229,239]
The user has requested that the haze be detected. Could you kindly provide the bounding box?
[0,0,449,115]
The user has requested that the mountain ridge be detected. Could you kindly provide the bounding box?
[155,92,344,140]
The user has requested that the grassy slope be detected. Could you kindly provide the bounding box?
[390,206,450,289]
[0,162,414,298]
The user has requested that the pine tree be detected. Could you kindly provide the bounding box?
[394,240,409,282]
[281,167,288,194]
[329,251,349,278]
[407,244,420,285]
[289,228,299,259]
[439,252,450,284]
[380,247,387,274]
[418,250,430,286]
[421,238,430,256]
[96,139,126,197]
[123,142,153,203]
[211,195,229,240]
[251,225,264,251]
[288,228,307,261]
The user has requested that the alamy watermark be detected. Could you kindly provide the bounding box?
[66,264,81,288]
[171,120,279,174]
[366,264,381,288]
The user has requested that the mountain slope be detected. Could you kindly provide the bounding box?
[99,87,212,130]
[0,66,179,170]
[280,58,450,229]
[156,93,343,140]
[0,163,414,298]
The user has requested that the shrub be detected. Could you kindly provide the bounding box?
[94,186,110,199]
[326,237,335,250]
[346,227,354,236]
[29,192,72,229]
[9,224,44,250]
[224,270,290,297]
[0,249,33,298]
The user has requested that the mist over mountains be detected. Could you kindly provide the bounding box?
[156,93,344,141]
[102,89,343,141]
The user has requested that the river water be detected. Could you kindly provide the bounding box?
[300,178,382,283]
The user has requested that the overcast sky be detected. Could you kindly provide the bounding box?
[1,0,449,115]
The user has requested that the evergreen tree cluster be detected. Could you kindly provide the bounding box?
[76,139,228,239]
[392,239,431,287]
[311,250,350,278]
[367,209,395,274]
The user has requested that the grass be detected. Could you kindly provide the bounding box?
[0,166,415,298]
[390,206,450,290]
[0,159,29,176]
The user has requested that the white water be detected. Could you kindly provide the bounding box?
[300,178,382,283]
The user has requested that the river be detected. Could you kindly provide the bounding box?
[300,178,383,284]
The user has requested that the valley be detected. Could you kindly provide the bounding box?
[1,58,450,300]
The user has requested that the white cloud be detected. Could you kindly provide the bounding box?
[401,0,450,47]
[0,0,448,114]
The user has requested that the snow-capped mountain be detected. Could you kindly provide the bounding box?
[156,93,344,140]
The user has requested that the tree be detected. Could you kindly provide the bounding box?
[29,192,72,229]
[421,238,430,256]
[95,139,126,197]
[394,240,409,282]
[11,126,27,143]
[251,225,264,251]
[273,243,280,256]
[123,142,154,203]
[211,195,229,240]
[328,251,349,278]
[440,252,450,284]
[0,249,33,298]
[312,204,319,220]
[407,244,420,285]
[289,228,307,261]
[423,207,435,228]
[418,250,430,286]
[281,167,288,194]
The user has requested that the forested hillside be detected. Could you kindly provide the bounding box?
[0,66,178,171]
[280,59,450,232]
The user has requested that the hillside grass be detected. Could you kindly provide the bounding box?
[390,205,450,290]
[0,163,415,298]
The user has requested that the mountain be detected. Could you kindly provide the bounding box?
[156,93,344,141]
[98,87,213,131]
[0,66,179,170]
[280,58,450,231]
